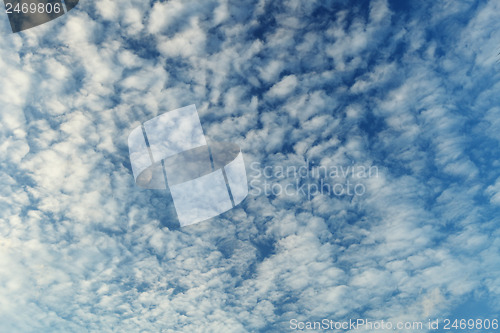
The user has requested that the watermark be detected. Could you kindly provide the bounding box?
[249,160,379,200]
[2,0,79,33]
[128,105,248,227]
[289,318,499,331]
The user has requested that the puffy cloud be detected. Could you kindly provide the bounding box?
[1,0,500,331]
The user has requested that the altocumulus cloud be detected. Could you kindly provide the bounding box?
[1,0,500,332]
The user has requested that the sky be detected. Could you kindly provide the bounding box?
[1,0,500,332]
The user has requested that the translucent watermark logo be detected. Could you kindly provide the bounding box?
[249,160,378,200]
[128,105,248,227]
[2,0,79,33]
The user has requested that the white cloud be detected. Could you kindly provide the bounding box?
[486,177,500,205]
[1,0,500,331]
[266,75,298,98]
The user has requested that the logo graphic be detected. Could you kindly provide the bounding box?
[3,0,78,33]
[128,105,248,227]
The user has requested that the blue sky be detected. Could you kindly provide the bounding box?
[1,0,500,332]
